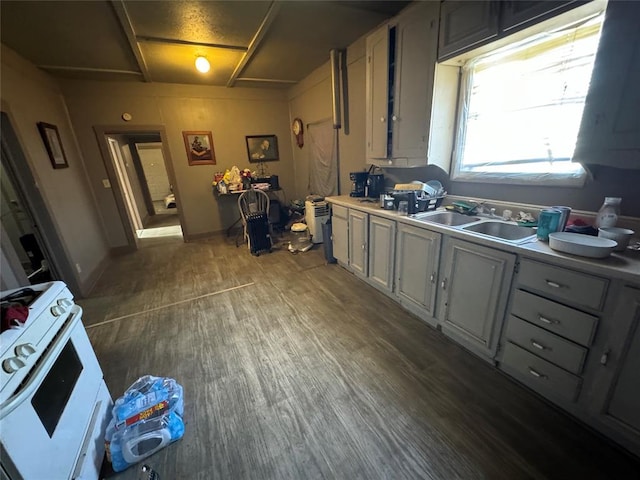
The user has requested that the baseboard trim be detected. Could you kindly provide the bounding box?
[183,230,218,242]
[77,253,111,298]
[110,245,136,256]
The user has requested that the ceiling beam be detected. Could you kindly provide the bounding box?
[111,0,151,82]
[236,78,297,84]
[227,0,282,88]
[137,36,247,52]
[39,65,143,76]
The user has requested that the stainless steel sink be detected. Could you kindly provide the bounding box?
[462,221,536,243]
[414,211,481,226]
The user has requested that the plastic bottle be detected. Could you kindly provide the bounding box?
[595,197,621,228]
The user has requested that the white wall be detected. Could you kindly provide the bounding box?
[137,144,170,201]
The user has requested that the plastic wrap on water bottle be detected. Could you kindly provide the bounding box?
[105,375,184,472]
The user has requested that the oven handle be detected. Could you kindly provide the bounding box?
[0,305,83,419]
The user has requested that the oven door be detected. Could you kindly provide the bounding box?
[0,306,104,479]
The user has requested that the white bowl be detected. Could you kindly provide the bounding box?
[548,232,617,258]
[598,227,634,252]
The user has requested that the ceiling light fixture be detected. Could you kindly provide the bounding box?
[195,56,210,73]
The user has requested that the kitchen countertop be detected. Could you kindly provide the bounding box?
[326,195,640,284]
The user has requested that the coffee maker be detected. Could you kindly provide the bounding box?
[365,173,384,198]
[349,172,368,197]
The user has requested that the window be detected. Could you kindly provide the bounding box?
[452,13,604,186]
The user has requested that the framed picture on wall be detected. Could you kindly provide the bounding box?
[183,131,216,165]
[37,122,68,169]
[246,135,279,162]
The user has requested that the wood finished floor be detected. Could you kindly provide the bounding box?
[82,233,640,480]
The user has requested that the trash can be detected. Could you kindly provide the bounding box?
[322,221,336,263]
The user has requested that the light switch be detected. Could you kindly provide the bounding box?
[102,179,111,188]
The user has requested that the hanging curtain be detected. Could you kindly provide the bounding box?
[307,119,338,197]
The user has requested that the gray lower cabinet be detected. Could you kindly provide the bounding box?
[500,259,606,405]
[439,238,515,359]
[348,210,368,278]
[582,285,640,457]
[394,224,441,326]
[367,215,396,293]
[331,205,349,265]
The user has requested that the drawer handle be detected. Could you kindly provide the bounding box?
[538,315,558,325]
[531,340,547,351]
[528,367,547,379]
[545,280,563,288]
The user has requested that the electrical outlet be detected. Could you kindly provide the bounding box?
[75,263,82,273]
[102,179,111,188]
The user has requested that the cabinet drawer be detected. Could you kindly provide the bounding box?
[501,342,582,403]
[511,290,598,346]
[505,316,588,374]
[518,259,608,311]
[332,204,348,219]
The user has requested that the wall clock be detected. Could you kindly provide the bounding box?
[292,118,304,148]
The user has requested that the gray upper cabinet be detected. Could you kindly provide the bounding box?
[331,205,349,265]
[439,238,515,359]
[365,26,389,160]
[348,210,368,278]
[368,215,396,294]
[573,0,640,169]
[394,224,441,326]
[438,0,586,61]
[500,1,579,32]
[438,1,498,61]
[583,285,640,457]
[366,1,439,167]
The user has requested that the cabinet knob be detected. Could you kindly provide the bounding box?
[430,273,435,283]
[545,279,563,288]
[391,115,398,122]
[441,278,447,290]
[600,349,610,366]
[380,116,386,123]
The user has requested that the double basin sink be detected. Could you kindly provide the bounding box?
[411,211,536,244]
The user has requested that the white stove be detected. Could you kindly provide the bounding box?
[0,281,112,480]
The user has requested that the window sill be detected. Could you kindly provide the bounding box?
[451,171,587,188]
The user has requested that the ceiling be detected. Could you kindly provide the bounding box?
[0,0,410,88]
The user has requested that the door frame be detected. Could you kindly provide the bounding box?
[93,125,183,250]
[1,111,81,293]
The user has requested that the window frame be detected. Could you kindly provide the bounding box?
[449,11,606,187]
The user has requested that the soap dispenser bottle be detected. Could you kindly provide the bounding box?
[595,197,621,228]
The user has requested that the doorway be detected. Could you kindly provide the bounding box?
[1,111,79,293]
[0,161,53,284]
[95,127,184,248]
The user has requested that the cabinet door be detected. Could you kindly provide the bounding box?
[348,210,368,277]
[585,285,640,455]
[395,224,441,322]
[365,25,390,160]
[392,1,438,159]
[331,209,348,265]
[440,238,515,359]
[438,0,499,61]
[500,1,578,32]
[573,1,640,169]
[368,215,396,293]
